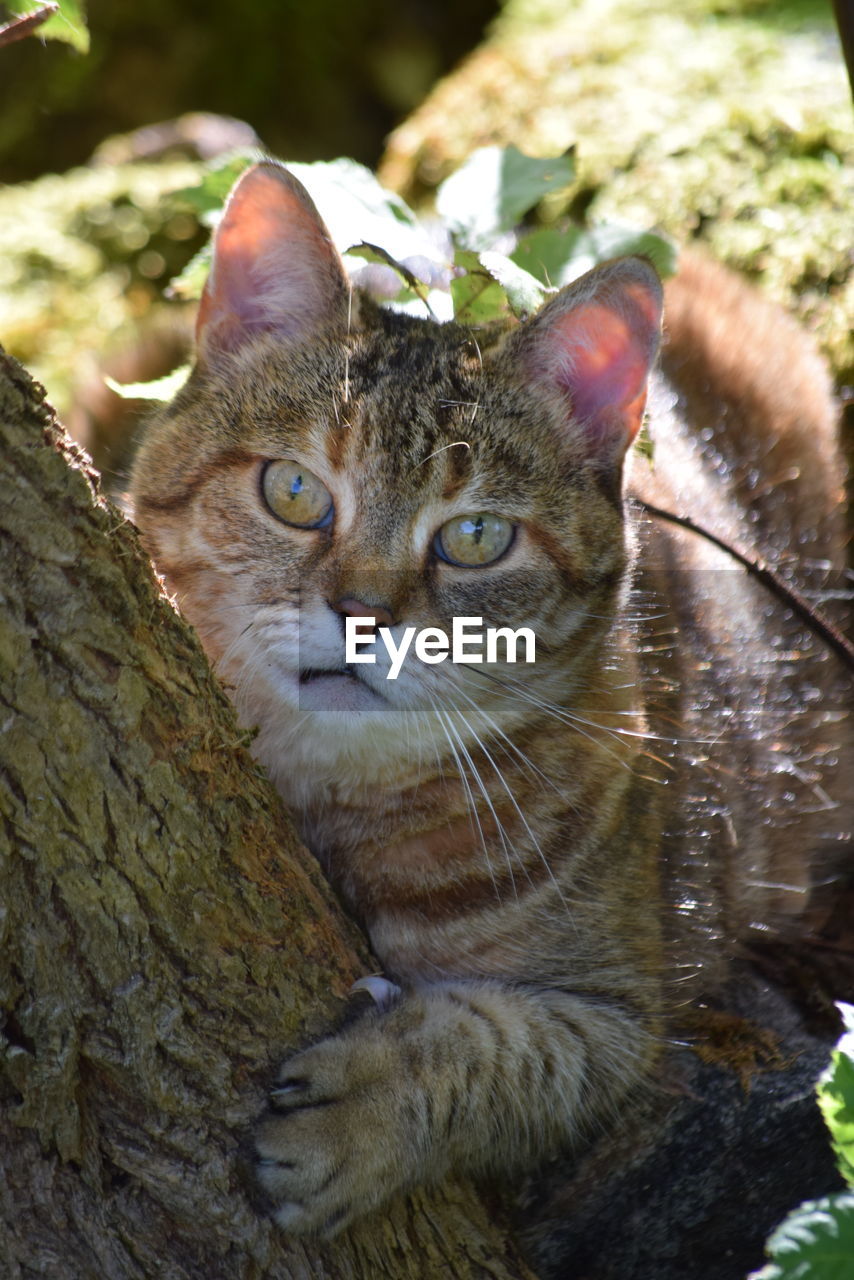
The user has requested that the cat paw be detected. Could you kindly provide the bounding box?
[255,1029,417,1236]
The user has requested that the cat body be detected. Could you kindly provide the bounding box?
[130,163,850,1235]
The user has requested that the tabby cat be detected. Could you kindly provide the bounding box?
[129,162,850,1236]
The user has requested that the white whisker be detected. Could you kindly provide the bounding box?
[452,675,561,796]
[468,666,636,770]
[343,283,353,407]
[433,701,518,901]
[427,695,503,905]
[409,440,471,475]
[445,699,571,914]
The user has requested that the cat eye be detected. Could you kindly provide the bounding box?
[434,514,515,567]
[261,460,333,529]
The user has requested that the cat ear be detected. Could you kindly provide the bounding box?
[507,257,663,466]
[196,162,350,361]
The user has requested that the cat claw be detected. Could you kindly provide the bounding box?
[350,974,402,1012]
[270,1081,307,1104]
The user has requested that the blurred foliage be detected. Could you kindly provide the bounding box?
[0,0,497,444]
[0,160,206,415]
[0,0,499,182]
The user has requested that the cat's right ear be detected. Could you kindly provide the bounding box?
[195,162,350,363]
[503,256,663,470]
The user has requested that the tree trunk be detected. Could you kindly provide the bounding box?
[0,347,537,1280]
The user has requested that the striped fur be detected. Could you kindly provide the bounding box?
[130,164,850,1236]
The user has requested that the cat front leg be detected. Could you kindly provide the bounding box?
[255,978,658,1236]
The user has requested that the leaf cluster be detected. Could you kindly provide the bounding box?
[171,145,675,325]
[110,145,674,403]
[751,1004,854,1280]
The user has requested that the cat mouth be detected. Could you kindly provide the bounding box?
[296,665,387,713]
[299,664,365,685]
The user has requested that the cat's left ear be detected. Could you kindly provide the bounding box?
[505,257,663,467]
[196,161,350,363]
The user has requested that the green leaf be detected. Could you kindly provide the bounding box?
[477,251,551,319]
[750,1193,854,1280]
[451,250,550,323]
[451,251,508,324]
[751,1012,854,1279]
[105,366,191,402]
[288,159,439,267]
[436,145,576,251]
[636,418,655,467]
[819,1003,854,1188]
[11,0,89,53]
[513,224,677,287]
[168,244,212,303]
[511,227,584,287]
[172,153,259,218]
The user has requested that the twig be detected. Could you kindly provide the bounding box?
[638,498,854,674]
[0,3,59,50]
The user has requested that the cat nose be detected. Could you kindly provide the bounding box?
[330,597,396,629]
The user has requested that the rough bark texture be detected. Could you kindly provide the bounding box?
[0,347,537,1280]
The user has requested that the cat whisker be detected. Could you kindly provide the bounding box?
[343,283,353,407]
[432,700,518,903]
[444,699,572,915]
[444,701,533,898]
[450,676,562,797]
[402,707,431,795]
[427,696,504,905]
[216,617,301,715]
[468,667,637,771]
[584,610,672,623]
[470,664,694,753]
[409,440,471,475]
[468,339,483,426]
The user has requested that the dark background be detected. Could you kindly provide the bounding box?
[0,0,500,181]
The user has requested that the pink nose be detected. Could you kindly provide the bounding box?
[331,597,395,628]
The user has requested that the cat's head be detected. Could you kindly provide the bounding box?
[130,162,662,793]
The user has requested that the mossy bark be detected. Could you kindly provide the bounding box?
[0,348,536,1280]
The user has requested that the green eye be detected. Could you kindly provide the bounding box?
[262,460,333,529]
[435,513,515,567]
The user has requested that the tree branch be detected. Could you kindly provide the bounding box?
[0,347,536,1279]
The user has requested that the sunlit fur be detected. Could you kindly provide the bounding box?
[130,165,850,1237]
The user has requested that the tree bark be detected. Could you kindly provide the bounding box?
[0,347,537,1280]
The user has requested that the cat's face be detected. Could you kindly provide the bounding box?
[131,163,662,797]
